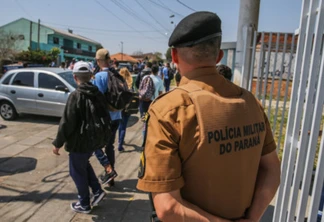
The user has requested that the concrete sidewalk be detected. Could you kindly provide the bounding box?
[0,112,274,222]
[0,114,151,222]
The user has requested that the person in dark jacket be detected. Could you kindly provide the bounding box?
[135,61,152,90]
[135,62,153,118]
[52,61,106,214]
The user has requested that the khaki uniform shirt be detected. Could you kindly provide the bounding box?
[137,67,276,219]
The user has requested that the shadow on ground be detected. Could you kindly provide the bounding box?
[123,144,143,153]
[90,199,151,222]
[127,116,139,128]
[8,114,61,125]
[0,156,37,174]
[104,179,144,194]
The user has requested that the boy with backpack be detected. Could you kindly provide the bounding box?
[92,48,131,187]
[138,65,164,147]
[52,61,108,214]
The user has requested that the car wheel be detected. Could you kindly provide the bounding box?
[0,101,18,120]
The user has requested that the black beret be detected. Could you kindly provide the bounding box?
[168,11,222,48]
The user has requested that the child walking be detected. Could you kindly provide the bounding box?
[52,61,109,214]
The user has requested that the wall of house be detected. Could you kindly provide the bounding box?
[1,18,101,64]
[0,18,54,51]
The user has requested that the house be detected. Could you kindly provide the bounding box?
[131,52,161,62]
[0,18,102,64]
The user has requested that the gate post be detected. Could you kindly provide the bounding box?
[233,0,260,89]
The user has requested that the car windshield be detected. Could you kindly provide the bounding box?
[58,71,77,88]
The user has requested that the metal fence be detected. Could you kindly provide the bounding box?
[241,0,324,221]
[273,0,324,221]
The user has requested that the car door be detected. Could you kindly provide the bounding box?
[7,71,37,114]
[36,72,70,117]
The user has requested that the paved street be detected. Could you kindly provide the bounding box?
[0,113,151,222]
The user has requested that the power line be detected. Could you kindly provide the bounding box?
[93,0,163,43]
[135,0,170,33]
[148,0,184,18]
[42,21,164,33]
[176,0,196,12]
[67,29,167,41]
[111,0,166,37]
[15,0,34,19]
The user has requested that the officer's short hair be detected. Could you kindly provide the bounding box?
[177,37,222,64]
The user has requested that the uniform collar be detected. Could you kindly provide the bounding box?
[179,66,219,86]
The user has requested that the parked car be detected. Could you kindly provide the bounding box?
[118,62,133,72]
[0,68,76,120]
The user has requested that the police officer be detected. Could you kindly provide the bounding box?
[136,11,281,222]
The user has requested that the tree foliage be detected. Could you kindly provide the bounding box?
[165,47,172,61]
[154,52,163,61]
[0,30,21,62]
[133,50,144,55]
[15,47,61,65]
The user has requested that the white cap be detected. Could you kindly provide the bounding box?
[73,61,92,75]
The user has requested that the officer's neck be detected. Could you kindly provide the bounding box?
[178,62,216,76]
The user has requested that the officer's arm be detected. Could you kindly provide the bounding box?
[244,150,281,221]
[152,190,233,222]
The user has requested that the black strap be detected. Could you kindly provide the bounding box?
[149,193,162,222]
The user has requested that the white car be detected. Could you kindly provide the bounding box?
[0,68,76,120]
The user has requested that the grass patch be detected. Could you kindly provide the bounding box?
[267,107,323,169]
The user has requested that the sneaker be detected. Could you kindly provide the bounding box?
[101,170,118,185]
[107,179,115,187]
[91,190,105,206]
[118,146,125,152]
[70,202,91,214]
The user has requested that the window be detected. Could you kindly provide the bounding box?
[77,43,81,49]
[38,73,65,90]
[53,37,59,44]
[12,72,34,87]
[2,73,14,85]
[88,46,92,52]
[58,71,76,88]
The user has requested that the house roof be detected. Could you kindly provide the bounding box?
[110,53,138,63]
[256,32,298,52]
[0,18,102,46]
[47,26,102,46]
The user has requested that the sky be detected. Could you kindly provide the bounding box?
[0,0,303,57]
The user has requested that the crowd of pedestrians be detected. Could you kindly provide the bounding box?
[49,11,281,222]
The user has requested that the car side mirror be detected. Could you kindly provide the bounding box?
[55,85,69,92]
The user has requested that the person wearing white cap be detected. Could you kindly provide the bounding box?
[52,61,109,214]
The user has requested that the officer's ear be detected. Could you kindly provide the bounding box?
[171,48,179,64]
[216,49,224,64]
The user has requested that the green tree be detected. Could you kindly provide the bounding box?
[0,31,21,62]
[154,52,163,61]
[15,48,52,65]
[165,47,172,61]
[50,47,61,60]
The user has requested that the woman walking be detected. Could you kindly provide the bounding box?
[118,67,133,152]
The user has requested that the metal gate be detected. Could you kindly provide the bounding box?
[240,0,324,221]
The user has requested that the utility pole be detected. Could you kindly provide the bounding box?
[121,41,124,61]
[37,19,40,50]
[233,0,260,88]
[29,21,32,49]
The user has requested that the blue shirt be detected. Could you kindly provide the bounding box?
[162,67,169,79]
[150,74,164,101]
[92,69,121,120]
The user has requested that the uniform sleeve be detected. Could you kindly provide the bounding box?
[137,106,184,193]
[262,112,277,155]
